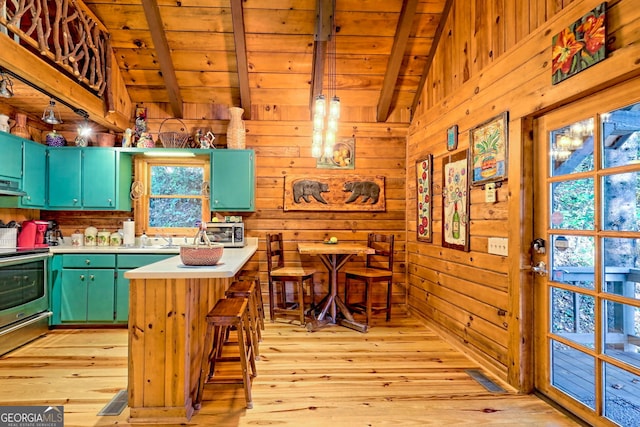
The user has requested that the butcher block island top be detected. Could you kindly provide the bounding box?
[124,238,257,424]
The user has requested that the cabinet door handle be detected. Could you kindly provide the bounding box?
[85,259,91,265]
[90,275,95,281]
[108,198,113,205]
[73,198,78,204]
[80,275,85,280]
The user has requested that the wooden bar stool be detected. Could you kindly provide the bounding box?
[236,269,266,331]
[266,233,316,325]
[226,280,262,359]
[195,297,256,410]
[343,233,394,327]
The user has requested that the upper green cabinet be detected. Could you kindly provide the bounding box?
[210,149,255,211]
[21,140,46,208]
[47,147,132,210]
[0,132,23,180]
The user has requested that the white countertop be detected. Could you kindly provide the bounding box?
[123,237,257,279]
[49,245,181,254]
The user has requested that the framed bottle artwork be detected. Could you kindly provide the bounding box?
[416,155,432,242]
[442,150,470,251]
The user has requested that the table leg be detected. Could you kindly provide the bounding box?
[311,253,368,332]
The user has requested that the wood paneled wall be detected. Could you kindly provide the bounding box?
[406,0,640,391]
[40,102,409,314]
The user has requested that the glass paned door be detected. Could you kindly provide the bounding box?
[534,85,640,427]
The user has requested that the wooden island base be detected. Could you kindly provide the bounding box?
[124,241,257,424]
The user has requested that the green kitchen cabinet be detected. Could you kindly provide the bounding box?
[50,252,173,325]
[54,254,117,324]
[210,149,255,211]
[115,254,173,322]
[47,147,132,210]
[20,140,46,207]
[0,132,23,180]
[60,268,115,322]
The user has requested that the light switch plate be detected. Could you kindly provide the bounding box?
[488,237,508,256]
[485,183,496,203]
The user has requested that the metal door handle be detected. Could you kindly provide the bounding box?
[530,261,547,276]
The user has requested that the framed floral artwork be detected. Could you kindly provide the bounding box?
[551,2,606,85]
[416,155,433,242]
[442,150,469,251]
[470,111,508,186]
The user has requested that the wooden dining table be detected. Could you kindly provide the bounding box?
[298,241,374,332]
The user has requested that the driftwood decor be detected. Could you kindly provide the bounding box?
[0,0,110,95]
[284,174,385,212]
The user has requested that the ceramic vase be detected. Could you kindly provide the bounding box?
[11,113,30,140]
[226,107,246,149]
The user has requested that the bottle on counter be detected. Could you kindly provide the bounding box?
[140,230,149,247]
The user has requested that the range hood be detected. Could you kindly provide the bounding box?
[0,179,27,196]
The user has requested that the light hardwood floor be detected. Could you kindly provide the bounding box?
[0,316,580,427]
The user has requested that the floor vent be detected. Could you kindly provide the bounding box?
[97,389,128,416]
[465,369,506,393]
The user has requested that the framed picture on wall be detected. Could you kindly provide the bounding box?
[447,125,458,151]
[416,155,433,242]
[442,150,470,251]
[470,111,508,186]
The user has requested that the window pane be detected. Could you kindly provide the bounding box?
[551,288,595,349]
[603,238,640,299]
[604,301,640,370]
[550,178,594,230]
[601,102,640,169]
[551,340,595,409]
[149,198,202,227]
[549,118,594,177]
[151,166,204,196]
[603,362,640,427]
[602,172,640,232]
[551,235,595,290]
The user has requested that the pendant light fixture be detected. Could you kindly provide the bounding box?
[42,98,63,124]
[0,70,13,98]
[312,0,340,159]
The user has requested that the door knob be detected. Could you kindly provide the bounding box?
[530,261,547,276]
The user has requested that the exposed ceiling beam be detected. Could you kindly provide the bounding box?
[230,0,251,120]
[141,0,183,118]
[376,0,419,122]
[410,0,453,119]
[309,0,333,113]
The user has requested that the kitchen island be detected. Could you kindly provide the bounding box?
[124,238,257,424]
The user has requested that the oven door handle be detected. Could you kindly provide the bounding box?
[0,311,52,336]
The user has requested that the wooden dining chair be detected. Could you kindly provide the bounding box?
[266,232,316,325]
[343,233,394,327]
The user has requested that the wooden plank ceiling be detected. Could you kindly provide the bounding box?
[82,0,449,123]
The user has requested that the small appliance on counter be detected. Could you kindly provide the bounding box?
[17,220,49,248]
[44,220,63,246]
[204,221,245,247]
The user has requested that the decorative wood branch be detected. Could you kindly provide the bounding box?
[0,0,110,96]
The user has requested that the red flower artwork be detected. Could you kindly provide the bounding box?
[551,3,606,85]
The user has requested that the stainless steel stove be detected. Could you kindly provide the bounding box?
[0,247,51,356]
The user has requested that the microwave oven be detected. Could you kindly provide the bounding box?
[204,222,245,247]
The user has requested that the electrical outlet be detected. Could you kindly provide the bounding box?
[488,237,508,256]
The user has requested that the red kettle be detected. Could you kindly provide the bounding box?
[17,220,49,248]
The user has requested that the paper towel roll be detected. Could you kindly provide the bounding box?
[123,220,135,246]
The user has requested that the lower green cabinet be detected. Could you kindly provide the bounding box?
[51,253,173,325]
[61,268,115,322]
